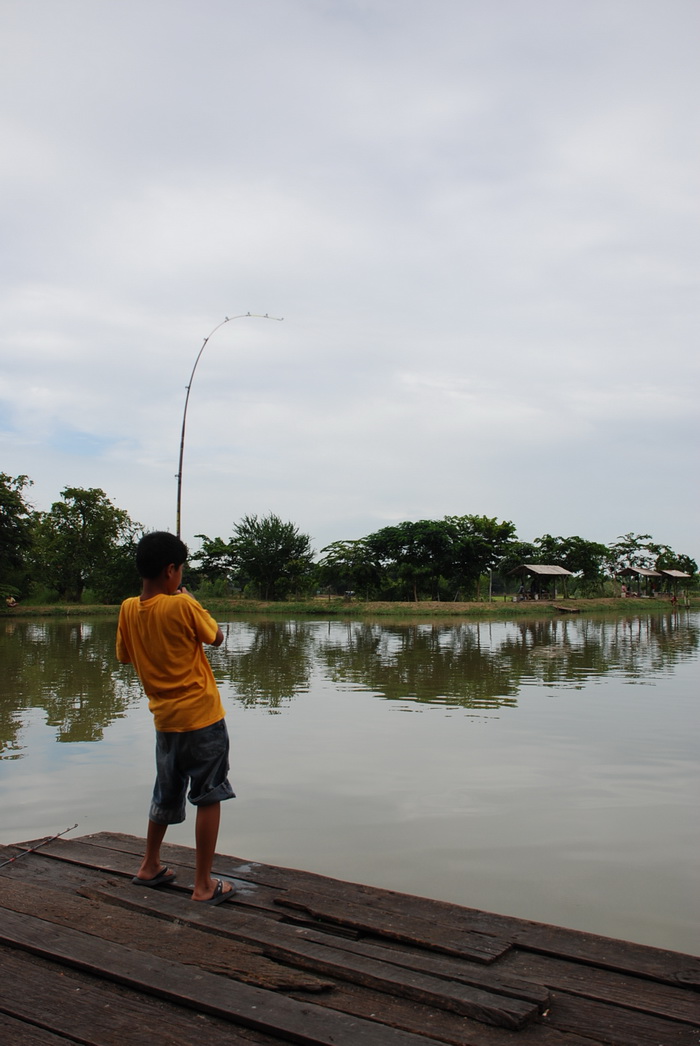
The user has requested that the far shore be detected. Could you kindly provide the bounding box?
[4,593,698,619]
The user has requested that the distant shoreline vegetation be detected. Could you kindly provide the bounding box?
[1,475,697,607]
[4,594,698,620]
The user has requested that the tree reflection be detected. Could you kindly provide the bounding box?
[317,622,519,708]
[1,611,697,757]
[0,619,142,756]
[211,619,314,711]
[497,613,699,688]
[315,612,699,707]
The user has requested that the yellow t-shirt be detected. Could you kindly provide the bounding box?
[116,592,225,732]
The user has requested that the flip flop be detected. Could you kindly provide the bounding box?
[197,878,237,905]
[131,867,177,887]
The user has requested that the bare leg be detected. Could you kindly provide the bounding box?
[191,802,233,901]
[135,819,169,880]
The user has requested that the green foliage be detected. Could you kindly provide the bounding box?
[0,473,34,599]
[606,532,656,572]
[496,540,538,580]
[530,534,610,593]
[653,546,698,577]
[447,515,518,599]
[31,487,141,602]
[365,520,452,600]
[353,515,518,601]
[2,468,698,605]
[191,534,235,587]
[192,576,232,598]
[317,539,379,598]
[229,513,315,600]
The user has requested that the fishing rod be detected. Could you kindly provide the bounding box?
[175,312,284,538]
[0,823,79,869]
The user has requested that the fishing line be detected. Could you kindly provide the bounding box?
[0,822,79,868]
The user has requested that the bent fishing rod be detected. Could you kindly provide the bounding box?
[175,312,284,538]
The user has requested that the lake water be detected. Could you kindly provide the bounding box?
[1,610,698,955]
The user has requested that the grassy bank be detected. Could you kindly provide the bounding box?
[5,594,697,620]
[202,594,699,619]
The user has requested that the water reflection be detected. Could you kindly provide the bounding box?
[500,614,699,686]
[1,611,697,756]
[212,619,313,711]
[0,619,144,756]
[316,621,519,708]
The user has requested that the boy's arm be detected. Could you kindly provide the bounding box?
[179,587,224,647]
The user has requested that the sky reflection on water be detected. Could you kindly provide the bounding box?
[0,610,698,955]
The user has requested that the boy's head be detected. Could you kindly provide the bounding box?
[136,531,188,579]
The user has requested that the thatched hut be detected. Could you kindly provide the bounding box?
[509,564,574,599]
[658,568,693,597]
[617,566,661,596]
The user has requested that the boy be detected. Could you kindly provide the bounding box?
[116,530,236,904]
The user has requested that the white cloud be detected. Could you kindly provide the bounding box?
[0,0,698,558]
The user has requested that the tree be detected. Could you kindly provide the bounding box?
[653,546,697,580]
[447,515,517,599]
[361,516,517,601]
[559,537,610,589]
[496,540,538,580]
[0,473,34,599]
[317,539,379,598]
[606,533,656,573]
[191,534,235,590]
[531,533,568,566]
[365,520,454,601]
[230,513,315,600]
[32,487,141,602]
[531,534,610,592]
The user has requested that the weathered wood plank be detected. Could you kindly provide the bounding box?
[59,876,700,1035]
[1,845,286,931]
[9,849,523,1014]
[0,909,444,1046]
[14,832,699,989]
[0,875,331,993]
[11,836,508,967]
[244,871,700,987]
[0,945,284,1046]
[290,928,550,1008]
[285,980,596,1046]
[262,876,700,988]
[78,881,541,1029]
[509,924,700,989]
[6,833,698,1046]
[543,990,700,1046]
[4,838,332,931]
[68,834,700,988]
[276,890,510,964]
[500,948,700,1027]
[0,1011,75,1046]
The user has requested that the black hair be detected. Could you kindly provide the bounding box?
[136,531,188,579]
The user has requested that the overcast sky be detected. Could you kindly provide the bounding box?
[1,0,698,560]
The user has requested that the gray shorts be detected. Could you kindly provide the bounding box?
[149,718,235,825]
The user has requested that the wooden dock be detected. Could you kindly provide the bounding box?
[1,833,698,1045]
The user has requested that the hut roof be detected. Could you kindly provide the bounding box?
[617,567,662,578]
[658,568,692,579]
[510,564,574,577]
